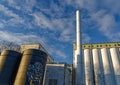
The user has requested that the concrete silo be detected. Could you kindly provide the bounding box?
[84,49,94,85]
[14,49,47,85]
[100,48,115,85]
[92,48,104,85]
[110,48,120,85]
[0,50,21,85]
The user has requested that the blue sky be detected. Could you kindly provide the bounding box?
[0,0,120,64]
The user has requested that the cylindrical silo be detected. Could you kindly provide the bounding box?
[92,49,104,85]
[84,49,94,85]
[14,49,47,85]
[110,48,120,85]
[101,48,115,85]
[0,50,21,85]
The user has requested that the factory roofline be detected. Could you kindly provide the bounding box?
[74,42,120,50]
[83,41,120,44]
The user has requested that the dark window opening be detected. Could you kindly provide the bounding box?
[49,79,57,85]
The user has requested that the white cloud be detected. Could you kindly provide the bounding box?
[0,1,72,60]
[0,31,47,45]
[55,50,67,58]
[91,10,120,41]
[100,0,120,14]
[82,33,91,43]
[48,46,67,58]
[4,0,120,43]
[59,27,75,42]
[32,11,75,39]
[32,12,53,29]
[1,0,17,10]
[7,0,36,13]
[0,23,4,28]
[1,1,76,43]
[0,4,24,27]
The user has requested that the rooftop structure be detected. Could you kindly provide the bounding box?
[43,63,72,85]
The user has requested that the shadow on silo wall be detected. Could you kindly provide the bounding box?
[0,50,22,85]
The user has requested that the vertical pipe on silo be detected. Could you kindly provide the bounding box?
[92,49,104,85]
[110,48,120,85]
[101,48,114,85]
[84,49,94,85]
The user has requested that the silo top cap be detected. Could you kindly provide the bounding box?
[1,50,21,57]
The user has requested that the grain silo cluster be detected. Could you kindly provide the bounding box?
[73,42,120,85]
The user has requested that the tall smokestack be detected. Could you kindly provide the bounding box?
[76,10,80,54]
[76,10,84,85]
